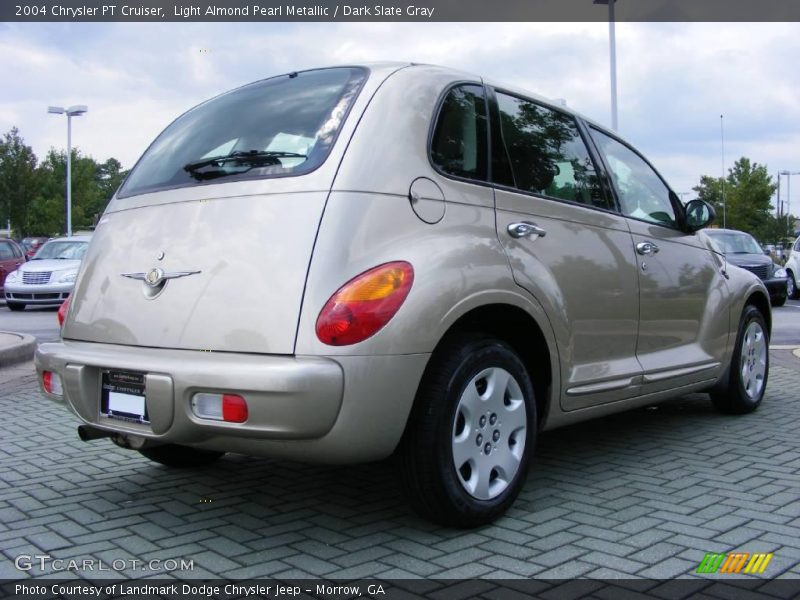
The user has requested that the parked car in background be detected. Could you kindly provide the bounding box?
[703,228,789,306]
[786,235,800,299]
[0,238,27,296]
[21,236,50,260]
[4,235,90,311]
[35,64,772,527]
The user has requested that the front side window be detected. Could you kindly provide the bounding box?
[33,241,88,260]
[430,84,489,182]
[591,128,677,227]
[0,242,12,260]
[494,93,607,209]
[119,67,367,198]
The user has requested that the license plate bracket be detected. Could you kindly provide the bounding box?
[101,370,148,423]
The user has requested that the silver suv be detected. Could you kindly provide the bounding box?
[36,64,771,527]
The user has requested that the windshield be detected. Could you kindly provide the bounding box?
[118,67,367,198]
[706,231,762,255]
[34,241,89,260]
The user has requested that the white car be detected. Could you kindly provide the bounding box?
[786,235,800,299]
[4,235,90,311]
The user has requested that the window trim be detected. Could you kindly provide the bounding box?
[488,86,616,216]
[116,66,370,200]
[586,124,686,232]
[427,80,493,189]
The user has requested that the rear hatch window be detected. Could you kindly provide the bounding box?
[118,67,367,198]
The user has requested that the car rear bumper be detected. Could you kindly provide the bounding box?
[35,340,428,463]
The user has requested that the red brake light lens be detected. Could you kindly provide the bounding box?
[316,262,414,346]
[57,297,70,328]
[222,394,248,423]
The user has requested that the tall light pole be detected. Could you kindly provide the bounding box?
[779,170,800,217]
[48,105,88,237]
[594,0,618,131]
[720,114,726,229]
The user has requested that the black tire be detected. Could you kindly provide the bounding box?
[711,305,769,414]
[138,444,224,467]
[6,302,25,311]
[771,295,786,308]
[787,271,800,300]
[399,333,536,528]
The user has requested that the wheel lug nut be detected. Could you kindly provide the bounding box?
[489,414,497,425]
[479,416,486,428]
[484,443,492,455]
[476,434,483,446]
[493,430,500,442]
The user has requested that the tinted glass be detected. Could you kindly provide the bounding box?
[591,128,677,227]
[11,243,22,258]
[119,68,367,198]
[430,85,489,182]
[705,231,763,254]
[34,241,89,260]
[0,242,12,260]
[495,93,607,208]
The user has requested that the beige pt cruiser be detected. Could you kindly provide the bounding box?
[36,64,771,527]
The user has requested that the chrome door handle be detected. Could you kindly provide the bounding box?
[507,222,547,239]
[636,241,659,255]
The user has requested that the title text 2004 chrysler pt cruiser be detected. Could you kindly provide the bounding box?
[36,64,771,527]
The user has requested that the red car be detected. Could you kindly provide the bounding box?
[0,239,26,295]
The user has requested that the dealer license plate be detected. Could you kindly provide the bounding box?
[101,370,148,423]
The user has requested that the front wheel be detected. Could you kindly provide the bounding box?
[399,334,536,528]
[138,444,224,467]
[772,295,787,308]
[788,272,800,300]
[711,305,769,414]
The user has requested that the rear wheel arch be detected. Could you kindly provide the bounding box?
[415,303,554,431]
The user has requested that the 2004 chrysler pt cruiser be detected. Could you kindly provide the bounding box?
[36,64,771,527]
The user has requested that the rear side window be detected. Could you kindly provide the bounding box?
[494,92,608,209]
[118,67,367,198]
[430,84,489,182]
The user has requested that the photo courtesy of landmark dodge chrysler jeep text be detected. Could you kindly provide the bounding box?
[36,64,771,527]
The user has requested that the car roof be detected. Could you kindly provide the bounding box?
[45,235,92,243]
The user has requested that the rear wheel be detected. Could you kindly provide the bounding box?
[138,444,224,467]
[711,305,769,414]
[6,302,25,311]
[399,334,536,528]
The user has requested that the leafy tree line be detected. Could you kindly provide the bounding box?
[0,127,128,237]
[693,157,795,246]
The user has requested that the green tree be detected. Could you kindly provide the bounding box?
[0,127,38,236]
[693,157,778,241]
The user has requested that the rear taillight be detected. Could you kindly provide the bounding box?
[57,297,70,328]
[191,393,248,423]
[316,262,414,346]
[42,371,63,395]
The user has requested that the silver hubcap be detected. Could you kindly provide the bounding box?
[740,321,767,401]
[788,276,796,297]
[451,367,527,500]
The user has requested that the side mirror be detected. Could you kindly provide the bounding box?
[684,199,715,233]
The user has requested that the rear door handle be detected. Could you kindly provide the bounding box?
[507,222,547,239]
[636,241,659,255]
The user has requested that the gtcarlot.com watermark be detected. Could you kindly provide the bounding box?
[15,554,194,573]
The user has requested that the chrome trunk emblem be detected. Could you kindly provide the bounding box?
[121,268,200,288]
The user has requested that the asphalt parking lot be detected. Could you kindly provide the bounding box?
[1,350,799,581]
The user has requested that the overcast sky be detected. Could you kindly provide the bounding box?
[2,21,799,210]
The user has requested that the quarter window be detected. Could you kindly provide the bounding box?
[591,128,677,227]
[430,85,489,182]
[494,92,607,209]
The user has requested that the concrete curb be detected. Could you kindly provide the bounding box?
[0,331,37,367]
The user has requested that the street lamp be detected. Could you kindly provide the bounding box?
[48,104,88,237]
[594,0,618,131]
[779,170,800,217]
